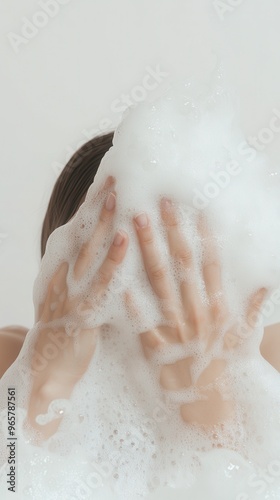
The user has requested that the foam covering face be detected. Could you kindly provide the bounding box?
[1,76,280,499]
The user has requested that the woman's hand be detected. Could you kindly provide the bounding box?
[131,198,266,427]
[27,177,128,440]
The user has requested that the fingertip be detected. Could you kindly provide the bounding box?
[134,212,149,229]
[103,175,116,190]
[96,176,116,201]
[257,287,268,305]
[254,287,267,302]
[113,230,127,247]
[161,197,172,210]
[160,197,178,228]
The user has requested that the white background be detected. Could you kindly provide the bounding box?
[1,0,280,329]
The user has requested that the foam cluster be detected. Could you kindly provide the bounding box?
[1,75,280,499]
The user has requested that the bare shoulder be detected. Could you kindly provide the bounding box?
[0,325,29,378]
[261,323,280,373]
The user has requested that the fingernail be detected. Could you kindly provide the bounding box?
[113,230,125,246]
[134,212,148,228]
[105,192,116,211]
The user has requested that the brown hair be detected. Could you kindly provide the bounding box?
[41,131,113,258]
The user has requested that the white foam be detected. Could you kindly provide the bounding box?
[1,72,280,499]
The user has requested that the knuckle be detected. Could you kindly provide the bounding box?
[141,232,154,245]
[204,260,219,272]
[149,263,166,281]
[190,309,207,332]
[165,216,177,228]
[79,243,90,260]
[98,269,112,285]
[99,209,111,224]
[107,253,120,266]
[175,249,192,266]
[108,245,124,265]
[210,301,223,320]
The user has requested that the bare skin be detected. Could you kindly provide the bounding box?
[0,188,279,438]
[28,176,129,440]
[0,326,29,377]
[1,325,278,378]
[131,199,268,426]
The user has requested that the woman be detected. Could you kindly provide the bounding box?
[0,131,279,439]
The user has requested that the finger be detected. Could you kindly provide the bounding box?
[68,176,116,226]
[74,189,116,280]
[124,292,176,350]
[160,199,208,339]
[246,287,267,330]
[180,280,209,341]
[160,357,193,390]
[223,289,267,349]
[180,389,233,426]
[140,326,182,358]
[197,216,230,349]
[92,175,116,201]
[160,198,193,270]
[198,215,228,321]
[102,175,115,191]
[124,292,167,354]
[50,262,70,320]
[91,229,129,299]
[40,262,69,322]
[52,262,69,294]
[223,323,242,350]
[133,211,173,304]
[124,291,139,318]
[124,293,184,355]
